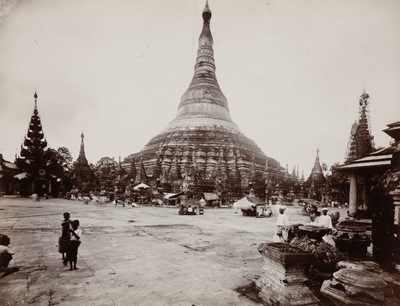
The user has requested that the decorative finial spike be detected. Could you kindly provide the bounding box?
[34,91,38,109]
[202,0,212,22]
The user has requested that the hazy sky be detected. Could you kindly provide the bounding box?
[0,0,399,175]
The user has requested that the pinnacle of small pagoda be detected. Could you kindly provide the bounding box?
[124,2,282,197]
[307,148,325,185]
[345,90,375,162]
[76,132,89,165]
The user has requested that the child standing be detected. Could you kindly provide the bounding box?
[59,212,71,260]
[64,220,82,271]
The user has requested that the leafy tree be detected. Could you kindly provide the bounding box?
[45,147,73,195]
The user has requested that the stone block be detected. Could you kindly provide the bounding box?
[257,242,319,306]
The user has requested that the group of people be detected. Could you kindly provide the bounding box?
[59,212,82,271]
[275,206,334,243]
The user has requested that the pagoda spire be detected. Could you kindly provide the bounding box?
[71,132,95,192]
[77,132,88,164]
[34,91,38,110]
[345,90,374,162]
[166,0,237,132]
[312,148,322,174]
[307,148,325,186]
[195,0,214,83]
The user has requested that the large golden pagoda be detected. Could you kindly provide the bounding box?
[125,2,282,199]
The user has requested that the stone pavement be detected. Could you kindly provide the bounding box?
[0,198,338,305]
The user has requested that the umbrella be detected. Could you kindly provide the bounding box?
[133,183,149,191]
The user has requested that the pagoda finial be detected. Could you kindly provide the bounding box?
[203,0,211,23]
[198,0,213,48]
[34,91,38,109]
[80,132,85,154]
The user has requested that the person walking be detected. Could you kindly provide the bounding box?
[274,206,289,242]
[59,212,71,260]
[64,220,82,271]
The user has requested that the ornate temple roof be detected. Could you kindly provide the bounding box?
[338,121,400,172]
[383,121,400,142]
[19,92,48,161]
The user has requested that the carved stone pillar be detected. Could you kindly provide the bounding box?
[389,187,400,226]
[363,180,369,211]
[349,172,358,217]
[389,187,400,260]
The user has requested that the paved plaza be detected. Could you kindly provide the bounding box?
[0,198,345,306]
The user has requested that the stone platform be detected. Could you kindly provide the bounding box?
[0,197,334,305]
[256,242,319,306]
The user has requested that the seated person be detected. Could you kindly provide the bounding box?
[309,213,319,226]
[0,244,14,269]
